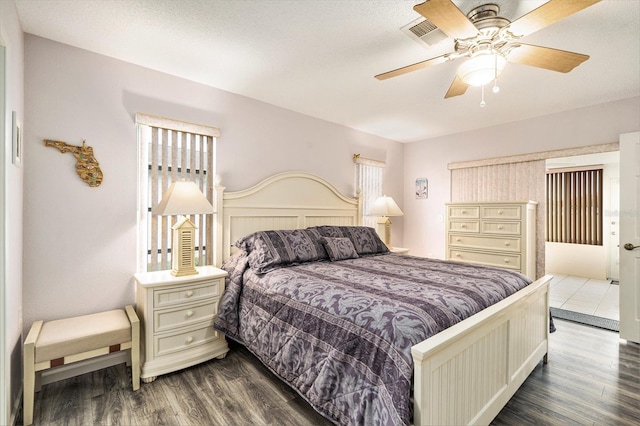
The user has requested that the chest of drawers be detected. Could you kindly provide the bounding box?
[445,201,537,279]
[134,265,229,382]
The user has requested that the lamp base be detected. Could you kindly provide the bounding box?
[171,217,199,276]
[170,267,198,277]
[376,216,393,248]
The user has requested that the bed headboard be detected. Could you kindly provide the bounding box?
[214,171,361,265]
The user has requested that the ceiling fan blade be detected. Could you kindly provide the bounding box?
[414,0,478,40]
[507,44,589,73]
[375,54,450,80]
[506,0,600,38]
[444,75,469,98]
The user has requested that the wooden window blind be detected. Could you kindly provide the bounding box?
[354,155,385,228]
[136,113,219,272]
[546,166,602,245]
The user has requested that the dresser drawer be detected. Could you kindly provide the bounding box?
[449,249,521,270]
[154,300,218,333]
[154,280,221,309]
[155,324,221,357]
[481,221,521,235]
[448,206,480,219]
[481,206,521,220]
[449,220,480,233]
[448,235,521,253]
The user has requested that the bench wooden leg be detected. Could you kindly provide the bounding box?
[125,305,140,391]
[23,321,43,426]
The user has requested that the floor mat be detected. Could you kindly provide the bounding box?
[550,307,619,332]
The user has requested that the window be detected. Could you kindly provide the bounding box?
[136,113,219,272]
[353,155,385,228]
[546,166,603,245]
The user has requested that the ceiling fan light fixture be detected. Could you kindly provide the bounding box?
[457,52,507,87]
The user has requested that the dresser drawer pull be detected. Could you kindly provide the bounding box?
[456,238,462,242]
[461,224,467,228]
[498,210,503,215]
[504,242,510,246]
[504,259,510,264]
[456,253,462,258]
[185,291,194,298]
[498,225,504,230]
[186,336,194,344]
[186,310,194,318]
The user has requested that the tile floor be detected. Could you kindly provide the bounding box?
[548,273,619,321]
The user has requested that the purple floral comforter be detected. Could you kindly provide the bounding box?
[214,253,532,426]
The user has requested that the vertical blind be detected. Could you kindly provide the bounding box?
[136,113,219,272]
[546,167,602,245]
[354,155,384,228]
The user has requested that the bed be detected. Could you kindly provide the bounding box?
[213,171,552,426]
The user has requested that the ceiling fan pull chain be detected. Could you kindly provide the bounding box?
[480,85,486,108]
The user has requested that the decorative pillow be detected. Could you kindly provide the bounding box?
[321,237,359,261]
[310,226,389,256]
[234,228,327,274]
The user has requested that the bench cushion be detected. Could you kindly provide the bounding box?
[35,309,132,363]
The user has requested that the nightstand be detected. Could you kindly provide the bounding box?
[133,265,229,383]
[390,247,410,254]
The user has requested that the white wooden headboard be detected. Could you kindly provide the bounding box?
[214,171,361,265]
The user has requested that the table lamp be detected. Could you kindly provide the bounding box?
[153,179,214,276]
[368,195,404,248]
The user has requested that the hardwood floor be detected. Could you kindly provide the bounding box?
[22,319,639,425]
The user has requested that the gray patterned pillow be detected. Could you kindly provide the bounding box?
[235,228,327,274]
[310,226,389,256]
[321,237,359,261]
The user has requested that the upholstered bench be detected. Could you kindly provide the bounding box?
[23,305,140,425]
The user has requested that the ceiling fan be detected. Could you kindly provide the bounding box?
[375,0,601,100]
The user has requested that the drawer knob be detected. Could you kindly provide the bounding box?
[185,291,194,298]
[186,310,194,318]
[456,238,462,242]
[504,259,510,264]
[461,210,466,214]
[498,210,503,215]
[498,225,504,230]
[186,336,194,344]
[504,242,510,246]
[461,224,467,228]
[456,253,462,258]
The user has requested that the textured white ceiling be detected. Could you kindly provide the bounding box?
[15,0,640,142]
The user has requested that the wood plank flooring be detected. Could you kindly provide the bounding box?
[21,319,639,425]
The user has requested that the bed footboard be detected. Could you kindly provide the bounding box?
[412,275,552,426]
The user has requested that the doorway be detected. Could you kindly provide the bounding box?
[545,151,620,322]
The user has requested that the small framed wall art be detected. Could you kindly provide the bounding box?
[415,178,428,199]
[12,111,22,167]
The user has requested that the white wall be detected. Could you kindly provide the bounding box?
[403,96,640,261]
[0,0,24,422]
[545,243,606,279]
[22,35,404,336]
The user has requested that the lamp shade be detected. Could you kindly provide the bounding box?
[153,180,214,216]
[368,195,404,217]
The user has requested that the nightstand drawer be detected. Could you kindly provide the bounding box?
[154,300,218,333]
[449,220,480,233]
[448,235,521,253]
[154,281,221,309]
[481,221,521,235]
[449,249,521,270]
[155,324,221,357]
